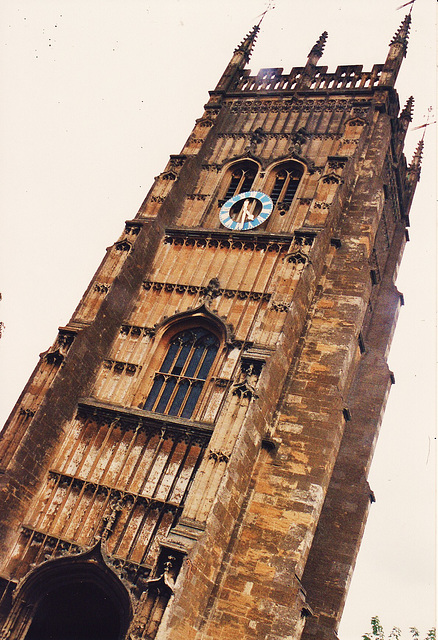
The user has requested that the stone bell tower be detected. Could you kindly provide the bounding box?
[0,14,422,640]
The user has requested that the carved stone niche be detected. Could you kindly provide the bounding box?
[129,548,185,640]
[43,329,76,366]
[124,221,142,235]
[115,239,132,252]
[289,127,308,155]
[231,354,267,400]
[240,356,264,378]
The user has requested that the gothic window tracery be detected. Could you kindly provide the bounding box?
[224,163,257,200]
[267,162,303,214]
[220,161,258,214]
[144,327,219,419]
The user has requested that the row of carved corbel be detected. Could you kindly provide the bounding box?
[120,324,156,338]
[270,301,290,312]
[76,401,214,444]
[94,282,111,293]
[228,97,370,116]
[119,324,246,351]
[186,193,209,201]
[47,470,184,514]
[103,359,142,375]
[163,235,291,253]
[19,407,36,418]
[141,280,271,302]
[21,525,83,556]
[208,450,229,463]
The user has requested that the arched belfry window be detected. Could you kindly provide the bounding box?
[221,161,258,213]
[144,327,219,419]
[268,162,303,214]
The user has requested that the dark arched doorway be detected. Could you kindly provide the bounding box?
[25,581,121,640]
[1,545,132,640]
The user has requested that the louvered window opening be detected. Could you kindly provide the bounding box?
[144,328,219,419]
[270,169,301,207]
[224,167,257,213]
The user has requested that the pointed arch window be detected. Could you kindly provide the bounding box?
[224,166,257,200]
[144,327,219,419]
[221,161,258,214]
[268,162,303,214]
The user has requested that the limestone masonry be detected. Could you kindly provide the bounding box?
[0,14,422,640]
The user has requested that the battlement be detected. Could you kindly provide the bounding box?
[232,64,384,93]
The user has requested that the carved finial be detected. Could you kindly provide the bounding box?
[234,24,260,64]
[400,96,414,121]
[298,32,328,89]
[404,136,424,212]
[379,14,412,87]
[308,31,328,59]
[409,137,424,172]
[389,13,411,54]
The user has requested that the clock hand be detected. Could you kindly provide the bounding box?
[240,199,254,223]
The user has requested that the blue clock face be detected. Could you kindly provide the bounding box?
[219,191,273,231]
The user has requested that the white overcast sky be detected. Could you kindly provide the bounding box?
[0,1,436,638]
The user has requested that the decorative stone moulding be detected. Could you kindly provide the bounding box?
[124,222,142,235]
[321,173,343,185]
[327,156,349,171]
[284,248,310,265]
[141,280,272,303]
[161,171,177,181]
[18,530,150,595]
[120,324,156,338]
[19,408,36,418]
[44,348,65,366]
[115,240,132,252]
[195,118,214,128]
[47,471,181,518]
[21,525,84,556]
[94,283,111,293]
[186,193,209,201]
[271,301,290,312]
[201,163,222,172]
[208,450,230,463]
[169,154,186,168]
[163,228,303,252]
[103,360,142,375]
[76,398,214,443]
[345,116,367,127]
[232,379,259,399]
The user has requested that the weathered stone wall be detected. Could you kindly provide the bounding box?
[0,29,416,640]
